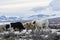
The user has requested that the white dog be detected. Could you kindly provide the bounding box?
[32,19,49,31]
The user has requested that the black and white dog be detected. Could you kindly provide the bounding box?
[10,22,25,31]
[5,22,25,32]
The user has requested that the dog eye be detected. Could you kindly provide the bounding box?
[33,21,35,24]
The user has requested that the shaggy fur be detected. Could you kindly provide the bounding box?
[32,19,49,31]
[23,22,36,32]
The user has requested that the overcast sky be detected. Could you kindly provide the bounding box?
[0,0,60,18]
[0,0,52,17]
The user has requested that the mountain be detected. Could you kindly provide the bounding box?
[25,14,56,20]
[49,17,60,24]
[0,16,23,22]
[0,14,57,22]
[21,14,50,20]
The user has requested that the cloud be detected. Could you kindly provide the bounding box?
[31,6,47,12]
[0,2,50,11]
[0,0,60,20]
[50,0,60,11]
[31,7,54,15]
[0,0,52,4]
[0,0,52,17]
[31,0,60,19]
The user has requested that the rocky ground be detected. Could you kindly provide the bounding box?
[0,29,60,40]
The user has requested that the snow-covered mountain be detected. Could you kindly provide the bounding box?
[22,14,56,20]
[0,16,23,22]
[0,14,56,22]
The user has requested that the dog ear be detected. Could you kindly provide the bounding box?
[33,21,36,24]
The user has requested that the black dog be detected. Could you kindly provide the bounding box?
[11,22,25,31]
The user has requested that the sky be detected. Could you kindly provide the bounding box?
[0,0,60,18]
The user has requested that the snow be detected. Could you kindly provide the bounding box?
[0,22,11,25]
